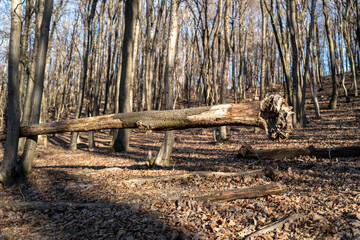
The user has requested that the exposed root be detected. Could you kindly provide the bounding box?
[260,95,293,140]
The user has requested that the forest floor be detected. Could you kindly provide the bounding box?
[0,78,360,240]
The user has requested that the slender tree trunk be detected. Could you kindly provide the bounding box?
[340,2,358,97]
[302,0,317,122]
[287,0,301,127]
[260,0,267,101]
[19,0,34,115]
[0,0,22,186]
[154,0,178,166]
[314,21,323,90]
[19,0,44,152]
[112,0,140,152]
[19,0,54,175]
[310,8,321,119]
[69,0,98,150]
[263,0,292,106]
[219,0,231,140]
[323,0,338,109]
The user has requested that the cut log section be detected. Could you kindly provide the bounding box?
[0,95,293,142]
[196,183,286,203]
[237,144,360,160]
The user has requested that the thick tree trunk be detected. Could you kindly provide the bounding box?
[0,0,22,186]
[0,95,293,142]
[112,0,140,152]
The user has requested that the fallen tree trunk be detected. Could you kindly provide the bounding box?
[120,169,267,184]
[196,183,286,203]
[0,95,293,142]
[1,183,285,212]
[120,167,279,185]
[237,144,360,160]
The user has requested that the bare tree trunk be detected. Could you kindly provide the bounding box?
[219,0,231,140]
[264,0,292,106]
[0,0,22,186]
[260,0,267,101]
[303,0,318,119]
[154,0,178,167]
[19,0,54,175]
[19,0,34,116]
[310,18,321,119]
[287,0,301,127]
[340,1,358,97]
[323,0,338,109]
[314,20,323,90]
[19,0,44,152]
[112,0,140,152]
[69,0,98,150]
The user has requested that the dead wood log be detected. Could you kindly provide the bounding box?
[121,169,266,184]
[0,95,293,142]
[237,144,360,160]
[243,214,306,240]
[196,183,286,203]
[0,201,123,212]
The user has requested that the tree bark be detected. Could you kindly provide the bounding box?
[0,0,22,186]
[19,0,44,152]
[237,144,360,160]
[19,0,54,175]
[112,0,140,152]
[323,0,338,109]
[287,0,302,128]
[0,95,293,142]
[153,0,178,166]
[196,183,285,203]
[302,0,317,120]
[69,0,98,151]
[260,0,267,101]
[121,169,266,185]
[263,0,292,106]
[219,0,231,140]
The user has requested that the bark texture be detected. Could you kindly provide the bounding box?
[113,0,139,152]
[154,0,178,166]
[196,183,285,203]
[237,145,360,160]
[0,95,293,142]
[0,0,22,186]
[19,0,54,175]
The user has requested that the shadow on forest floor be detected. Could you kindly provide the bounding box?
[1,169,187,239]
